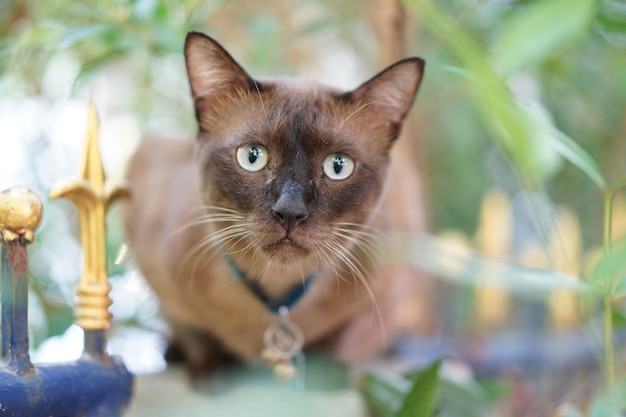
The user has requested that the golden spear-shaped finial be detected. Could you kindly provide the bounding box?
[50,101,130,338]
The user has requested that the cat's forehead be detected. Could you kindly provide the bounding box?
[258,76,343,97]
[224,77,390,155]
[200,75,389,155]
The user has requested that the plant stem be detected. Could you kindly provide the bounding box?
[603,295,615,389]
[602,189,615,389]
[603,190,613,254]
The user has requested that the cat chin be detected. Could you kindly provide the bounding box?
[262,238,310,265]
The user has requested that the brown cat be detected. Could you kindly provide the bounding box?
[124,32,426,374]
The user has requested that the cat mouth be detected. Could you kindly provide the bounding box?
[263,238,309,261]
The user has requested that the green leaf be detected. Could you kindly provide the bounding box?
[406,0,557,182]
[549,129,607,190]
[614,275,626,299]
[611,307,626,329]
[19,24,64,46]
[73,49,128,92]
[396,360,441,417]
[462,78,604,190]
[59,24,116,49]
[518,100,607,189]
[476,378,513,406]
[491,0,596,76]
[510,99,605,190]
[395,234,591,301]
[359,370,411,417]
[59,24,116,50]
[591,240,626,295]
[430,375,490,417]
[596,0,626,47]
[613,173,626,194]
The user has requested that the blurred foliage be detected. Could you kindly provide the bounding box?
[360,360,512,417]
[0,0,374,92]
[2,0,626,414]
[360,361,441,417]
[413,0,626,242]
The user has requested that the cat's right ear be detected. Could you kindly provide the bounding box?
[341,58,425,142]
[184,32,254,100]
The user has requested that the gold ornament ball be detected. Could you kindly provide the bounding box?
[0,187,43,242]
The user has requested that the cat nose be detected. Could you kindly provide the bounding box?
[272,206,308,233]
[272,180,308,233]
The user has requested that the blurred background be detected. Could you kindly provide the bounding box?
[1,0,626,415]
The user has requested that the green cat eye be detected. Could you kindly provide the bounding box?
[236,144,269,172]
[323,153,355,181]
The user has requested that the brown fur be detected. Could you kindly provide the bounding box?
[124,32,425,373]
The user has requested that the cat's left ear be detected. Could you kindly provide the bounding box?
[344,58,425,140]
[184,32,254,100]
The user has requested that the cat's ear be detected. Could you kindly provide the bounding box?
[184,32,254,99]
[343,58,425,140]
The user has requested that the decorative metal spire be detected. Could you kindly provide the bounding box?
[50,100,130,355]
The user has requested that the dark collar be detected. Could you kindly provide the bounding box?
[224,257,316,313]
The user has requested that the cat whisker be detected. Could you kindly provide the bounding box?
[186,223,247,258]
[172,213,246,282]
[190,205,243,215]
[255,248,282,288]
[334,221,382,235]
[296,262,306,286]
[322,230,386,346]
[187,238,232,280]
[332,227,386,267]
[316,243,350,285]
[169,212,245,237]
[227,233,259,257]
[250,241,265,270]
[187,228,261,291]
[257,260,273,287]
[334,221,386,252]
[316,247,343,295]
[184,223,253,283]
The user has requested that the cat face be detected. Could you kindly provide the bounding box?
[184,32,424,267]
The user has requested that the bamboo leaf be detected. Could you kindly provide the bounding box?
[73,49,128,91]
[596,0,626,47]
[614,277,626,299]
[613,173,626,194]
[396,234,591,301]
[59,24,116,50]
[395,359,441,417]
[549,130,607,190]
[406,0,555,181]
[19,24,63,47]
[491,0,596,76]
[359,370,411,417]
[426,374,490,417]
[412,0,601,185]
[591,240,626,295]
[519,102,607,190]
[508,101,606,190]
[611,308,626,329]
